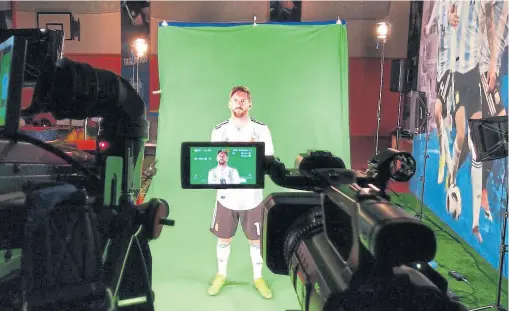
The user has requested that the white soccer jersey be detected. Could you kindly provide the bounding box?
[453,0,482,73]
[211,117,274,211]
[436,0,454,79]
[208,166,241,185]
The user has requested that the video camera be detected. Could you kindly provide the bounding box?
[181,142,468,311]
[0,30,173,311]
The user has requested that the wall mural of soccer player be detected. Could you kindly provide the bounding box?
[208,86,274,299]
[415,0,508,259]
[443,1,508,243]
[208,150,241,185]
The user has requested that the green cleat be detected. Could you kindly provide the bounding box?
[254,277,273,299]
[208,274,226,296]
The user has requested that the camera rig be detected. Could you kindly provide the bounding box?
[0,29,173,311]
[261,149,467,311]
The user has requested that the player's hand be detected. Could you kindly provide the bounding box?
[448,5,459,27]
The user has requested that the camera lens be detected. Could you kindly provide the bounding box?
[282,206,324,265]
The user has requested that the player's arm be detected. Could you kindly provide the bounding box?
[425,1,438,34]
[489,2,508,72]
[232,169,241,184]
[261,125,275,156]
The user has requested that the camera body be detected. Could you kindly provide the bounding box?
[0,30,172,311]
[180,143,466,311]
[260,149,464,311]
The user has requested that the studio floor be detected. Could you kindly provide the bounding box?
[145,136,507,310]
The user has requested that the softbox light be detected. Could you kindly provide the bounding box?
[468,116,508,162]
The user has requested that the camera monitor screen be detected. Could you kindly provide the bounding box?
[0,36,26,136]
[181,142,266,189]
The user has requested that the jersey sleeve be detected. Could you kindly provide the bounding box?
[211,127,221,142]
[261,125,275,156]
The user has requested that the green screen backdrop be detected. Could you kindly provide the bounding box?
[148,23,349,311]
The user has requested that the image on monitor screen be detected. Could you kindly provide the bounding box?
[190,146,258,185]
[0,37,13,128]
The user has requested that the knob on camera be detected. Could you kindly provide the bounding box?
[135,198,174,240]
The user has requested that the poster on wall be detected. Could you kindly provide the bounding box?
[413,0,508,275]
[120,0,150,109]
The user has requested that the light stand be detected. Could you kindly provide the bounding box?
[413,92,444,228]
[415,93,430,222]
[468,116,508,311]
[374,39,386,155]
[395,92,404,149]
[132,38,148,96]
[374,21,390,155]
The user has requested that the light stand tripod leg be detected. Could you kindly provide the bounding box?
[469,305,495,311]
[494,164,508,311]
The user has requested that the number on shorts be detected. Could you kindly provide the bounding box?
[254,222,261,236]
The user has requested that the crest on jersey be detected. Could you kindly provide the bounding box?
[250,137,256,142]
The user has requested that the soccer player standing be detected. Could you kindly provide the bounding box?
[208,86,274,299]
[447,1,485,237]
[471,0,508,242]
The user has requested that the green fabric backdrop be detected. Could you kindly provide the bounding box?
[148,23,349,311]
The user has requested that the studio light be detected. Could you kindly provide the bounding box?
[133,38,148,58]
[131,38,148,95]
[376,21,391,41]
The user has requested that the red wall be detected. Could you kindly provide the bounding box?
[22,54,399,137]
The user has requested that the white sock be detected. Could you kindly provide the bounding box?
[469,132,483,229]
[250,243,263,280]
[217,242,231,277]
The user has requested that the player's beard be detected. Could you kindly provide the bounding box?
[232,108,247,118]
[218,160,226,166]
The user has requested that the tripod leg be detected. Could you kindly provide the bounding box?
[494,184,508,309]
